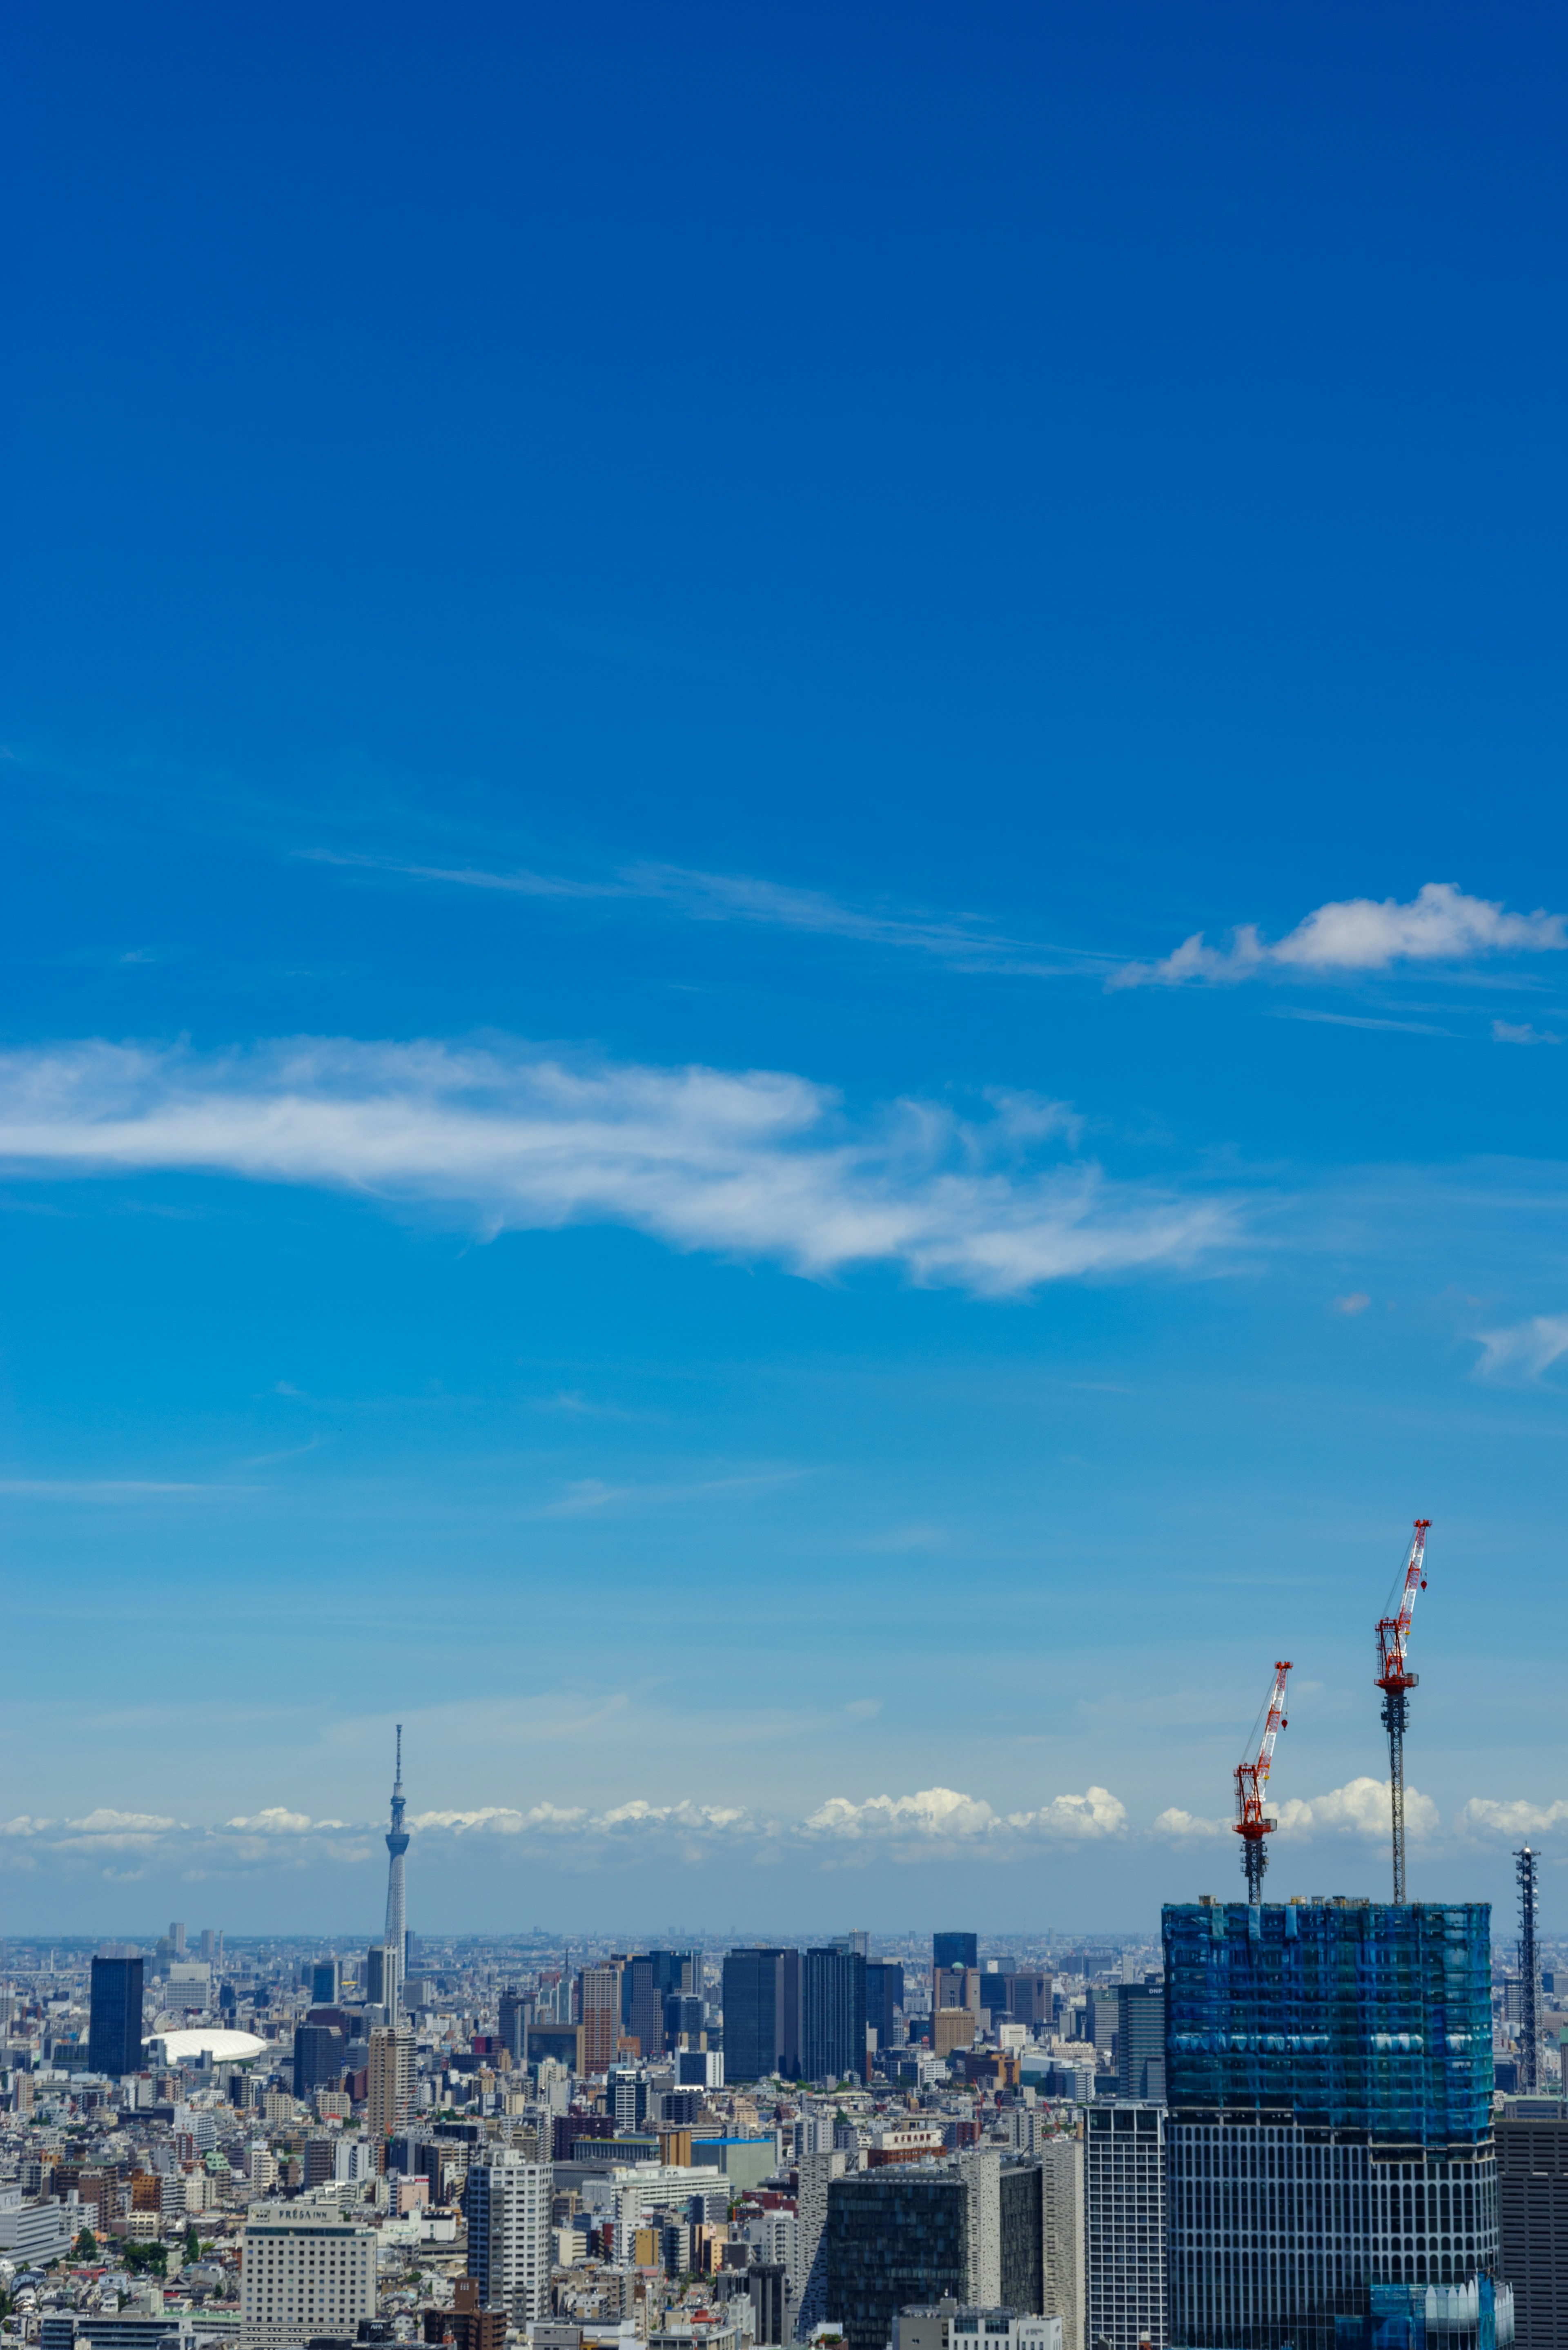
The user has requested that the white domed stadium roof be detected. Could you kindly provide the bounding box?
[147,2027,269,2066]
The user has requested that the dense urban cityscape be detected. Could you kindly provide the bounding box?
[0,1726,1561,2350]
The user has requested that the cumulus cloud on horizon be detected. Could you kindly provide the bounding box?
[11,1774,1561,1884]
[0,1037,1234,1298]
[1113,883,1567,989]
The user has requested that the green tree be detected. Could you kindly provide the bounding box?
[185,2226,201,2266]
[74,2229,98,2259]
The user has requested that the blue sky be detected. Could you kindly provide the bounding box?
[4,0,1568,1941]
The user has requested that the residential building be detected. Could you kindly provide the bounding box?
[1040,2134,1085,2350]
[1084,2104,1165,2350]
[422,2277,507,2350]
[368,2024,414,2135]
[724,1948,801,2081]
[238,2212,377,2348]
[1497,2098,1568,2350]
[88,1953,144,2079]
[795,2148,849,2334]
[803,1946,866,2083]
[461,2152,550,2322]
[1165,1897,1503,2350]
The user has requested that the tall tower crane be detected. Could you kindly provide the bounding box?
[1234,1661,1292,1901]
[1375,1519,1430,1903]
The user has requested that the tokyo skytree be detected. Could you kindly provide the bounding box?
[382,1723,409,2016]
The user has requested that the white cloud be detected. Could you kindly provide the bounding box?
[1275,1777,1439,1839]
[1332,1291,1371,1315]
[306,850,1110,979]
[1474,1315,1568,1381]
[1114,883,1568,989]
[802,1784,1125,1847]
[223,1808,343,1834]
[1456,1797,1568,1841]
[67,1809,182,1834]
[0,1037,1234,1298]
[1493,1020,1562,1046]
[1151,1806,1232,1842]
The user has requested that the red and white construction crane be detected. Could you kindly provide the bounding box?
[1375,1518,1430,1903]
[1234,1661,1292,1902]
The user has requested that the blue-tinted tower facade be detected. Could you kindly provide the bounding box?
[1165,1900,1502,2350]
[88,1953,143,2078]
[802,1946,866,2083]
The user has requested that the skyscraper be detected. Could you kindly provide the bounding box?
[724,1948,802,2081]
[865,1960,905,2050]
[1116,1981,1166,2101]
[1084,2105,1166,2350]
[803,1946,866,2084]
[381,1725,409,2017]
[935,1932,979,1973]
[367,2024,413,2136]
[1165,1897,1503,2350]
[88,1953,144,2078]
[580,1963,623,2075]
[1497,2098,1568,2350]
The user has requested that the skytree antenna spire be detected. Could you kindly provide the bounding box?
[383,1723,408,2018]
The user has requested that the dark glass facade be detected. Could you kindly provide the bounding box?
[827,2168,969,2350]
[722,1948,800,2081]
[803,1947,866,2083]
[866,1960,905,2046]
[1000,2159,1044,2314]
[934,1933,979,1973]
[87,1954,143,2078]
[293,2021,345,2096]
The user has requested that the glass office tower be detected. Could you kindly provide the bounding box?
[1165,1898,1508,2350]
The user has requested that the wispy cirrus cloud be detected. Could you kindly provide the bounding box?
[1113,883,1568,989]
[303,849,1113,978]
[0,1036,1234,1297]
[1473,1314,1568,1381]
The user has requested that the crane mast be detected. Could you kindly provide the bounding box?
[1374,1518,1430,1903]
[1234,1661,1292,1902]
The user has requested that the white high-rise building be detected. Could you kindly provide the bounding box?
[1084,2103,1166,2350]
[461,2152,550,2321]
[240,2213,376,2348]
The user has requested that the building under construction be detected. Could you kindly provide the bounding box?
[1164,1896,1508,2350]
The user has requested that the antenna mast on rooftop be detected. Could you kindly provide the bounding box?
[1375,1519,1430,1903]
